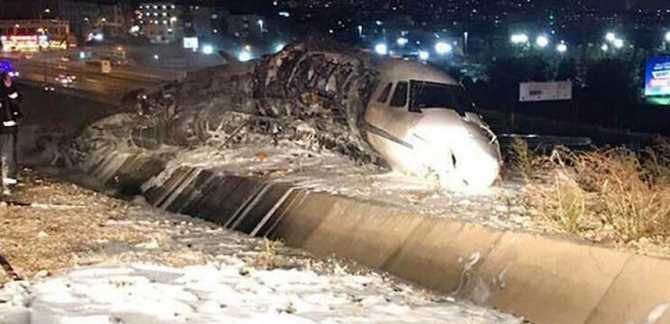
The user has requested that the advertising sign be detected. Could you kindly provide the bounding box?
[183,37,199,50]
[519,81,572,102]
[645,56,670,97]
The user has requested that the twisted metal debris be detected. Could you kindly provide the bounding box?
[75,41,385,167]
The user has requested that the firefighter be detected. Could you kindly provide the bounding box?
[0,71,22,195]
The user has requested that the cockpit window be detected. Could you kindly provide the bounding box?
[389,81,408,108]
[409,80,477,115]
[377,83,393,103]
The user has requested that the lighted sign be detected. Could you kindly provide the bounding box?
[183,37,199,49]
[1,34,64,52]
[645,56,670,97]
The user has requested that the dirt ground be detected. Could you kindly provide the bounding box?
[0,168,146,284]
[0,167,376,287]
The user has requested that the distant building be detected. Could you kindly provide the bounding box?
[181,5,230,41]
[100,3,129,38]
[136,2,182,44]
[225,14,264,41]
[60,0,100,42]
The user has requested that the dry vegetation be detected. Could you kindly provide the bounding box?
[0,170,147,284]
[512,138,670,248]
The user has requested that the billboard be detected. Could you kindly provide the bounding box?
[645,56,670,97]
[183,37,199,50]
[519,81,572,102]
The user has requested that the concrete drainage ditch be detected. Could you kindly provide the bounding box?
[82,149,670,324]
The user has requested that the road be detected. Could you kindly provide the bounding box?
[5,52,186,104]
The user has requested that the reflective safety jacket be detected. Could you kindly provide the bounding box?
[0,84,22,133]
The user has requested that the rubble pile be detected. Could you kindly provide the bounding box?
[74,41,386,166]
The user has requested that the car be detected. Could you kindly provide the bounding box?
[43,85,56,92]
[55,74,77,87]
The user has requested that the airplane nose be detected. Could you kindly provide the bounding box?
[411,113,502,191]
[443,133,502,190]
[454,150,500,189]
[453,129,500,189]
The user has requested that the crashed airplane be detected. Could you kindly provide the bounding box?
[365,60,501,189]
[75,41,502,190]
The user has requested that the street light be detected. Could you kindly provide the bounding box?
[613,38,624,49]
[418,50,430,61]
[238,51,252,62]
[556,43,567,53]
[510,33,529,44]
[601,44,609,52]
[435,41,452,55]
[536,35,549,48]
[396,37,408,46]
[605,32,616,42]
[665,31,670,43]
[374,43,388,55]
[202,44,214,55]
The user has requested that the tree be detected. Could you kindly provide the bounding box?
[584,58,639,127]
[485,55,551,109]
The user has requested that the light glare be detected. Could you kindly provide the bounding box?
[202,44,214,55]
[556,43,567,53]
[435,41,453,55]
[510,33,529,44]
[374,43,388,55]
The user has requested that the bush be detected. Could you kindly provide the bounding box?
[520,141,670,243]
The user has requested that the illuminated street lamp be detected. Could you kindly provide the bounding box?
[535,35,549,48]
[665,31,670,43]
[510,33,529,44]
[605,32,616,42]
[202,44,214,55]
[556,42,567,53]
[434,41,452,55]
[396,37,408,46]
[418,50,430,61]
[601,44,609,52]
[613,38,624,49]
[257,19,264,33]
[374,43,388,55]
[238,51,252,62]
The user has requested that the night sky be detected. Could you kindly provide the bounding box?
[66,0,670,11]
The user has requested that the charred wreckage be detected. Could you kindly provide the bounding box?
[75,41,502,190]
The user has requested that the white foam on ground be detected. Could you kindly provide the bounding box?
[0,261,521,324]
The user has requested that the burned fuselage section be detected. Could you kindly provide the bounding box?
[76,42,501,190]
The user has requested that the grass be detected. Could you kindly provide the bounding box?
[518,139,670,244]
[510,138,534,181]
[252,239,281,270]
